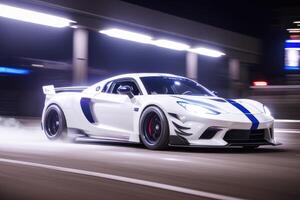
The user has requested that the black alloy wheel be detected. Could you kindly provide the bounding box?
[43,104,67,140]
[140,106,169,150]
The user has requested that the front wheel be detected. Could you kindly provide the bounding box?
[43,104,68,141]
[140,106,169,150]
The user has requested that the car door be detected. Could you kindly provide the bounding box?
[91,78,142,139]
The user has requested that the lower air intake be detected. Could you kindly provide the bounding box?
[224,129,268,144]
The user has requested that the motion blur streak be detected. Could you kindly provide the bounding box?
[275,119,300,123]
[275,129,300,133]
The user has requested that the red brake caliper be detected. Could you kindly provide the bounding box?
[147,116,154,136]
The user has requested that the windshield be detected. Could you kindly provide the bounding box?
[140,76,213,96]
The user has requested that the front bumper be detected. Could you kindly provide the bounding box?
[168,112,279,147]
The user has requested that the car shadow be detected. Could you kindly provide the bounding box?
[168,146,288,154]
[75,139,145,149]
[75,139,287,154]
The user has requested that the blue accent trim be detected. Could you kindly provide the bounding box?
[174,96,220,110]
[80,98,95,123]
[0,66,30,75]
[227,99,259,130]
[177,100,220,115]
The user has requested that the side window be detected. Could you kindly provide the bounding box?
[112,80,141,95]
[102,81,112,93]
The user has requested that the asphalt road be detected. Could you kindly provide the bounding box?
[0,118,299,200]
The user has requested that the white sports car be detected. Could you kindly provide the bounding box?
[42,73,279,150]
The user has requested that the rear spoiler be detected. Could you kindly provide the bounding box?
[43,85,88,95]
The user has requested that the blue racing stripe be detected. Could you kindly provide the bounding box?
[227,99,259,130]
[80,98,95,123]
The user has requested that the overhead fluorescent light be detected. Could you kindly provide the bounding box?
[286,40,300,43]
[189,47,225,57]
[288,30,300,33]
[99,28,153,44]
[293,21,300,24]
[0,66,30,75]
[287,28,300,31]
[152,39,190,51]
[99,28,225,57]
[285,48,300,50]
[0,3,75,28]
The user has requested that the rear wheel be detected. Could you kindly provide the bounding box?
[43,104,68,141]
[140,106,169,150]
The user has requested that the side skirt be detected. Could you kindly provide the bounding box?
[75,135,139,144]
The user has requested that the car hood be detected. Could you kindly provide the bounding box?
[170,95,263,115]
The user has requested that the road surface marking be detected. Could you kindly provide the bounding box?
[0,158,245,200]
[162,157,185,162]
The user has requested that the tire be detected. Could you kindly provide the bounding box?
[43,104,68,141]
[140,106,169,150]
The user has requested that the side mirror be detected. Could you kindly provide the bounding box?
[117,85,134,99]
[212,91,218,96]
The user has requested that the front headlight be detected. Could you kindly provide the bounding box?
[263,105,272,116]
[177,101,220,115]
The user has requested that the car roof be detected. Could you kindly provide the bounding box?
[106,73,183,80]
[86,73,186,92]
[84,73,194,94]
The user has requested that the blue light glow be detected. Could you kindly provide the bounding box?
[285,40,300,71]
[285,43,300,48]
[0,66,30,75]
[285,66,300,71]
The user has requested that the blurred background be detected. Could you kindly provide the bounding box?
[1,1,300,200]
[0,0,300,118]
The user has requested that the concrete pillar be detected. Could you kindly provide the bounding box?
[186,52,198,80]
[229,59,240,81]
[228,58,240,97]
[73,27,88,85]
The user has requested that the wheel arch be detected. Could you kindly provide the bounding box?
[42,102,68,129]
[42,103,69,140]
[138,104,170,150]
[139,104,169,128]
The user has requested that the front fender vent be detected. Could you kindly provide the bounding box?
[172,121,192,136]
[168,113,180,120]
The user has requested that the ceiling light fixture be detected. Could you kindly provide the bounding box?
[0,3,75,28]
